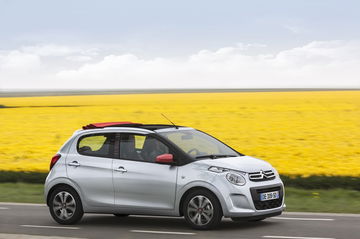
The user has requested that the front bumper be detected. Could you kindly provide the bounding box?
[220,180,286,218]
[230,210,283,220]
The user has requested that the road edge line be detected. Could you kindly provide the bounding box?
[0,202,46,206]
[284,211,360,217]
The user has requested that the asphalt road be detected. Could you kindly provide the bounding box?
[0,203,359,239]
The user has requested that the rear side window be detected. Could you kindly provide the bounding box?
[77,133,116,158]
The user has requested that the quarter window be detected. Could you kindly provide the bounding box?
[119,134,170,162]
[77,133,116,158]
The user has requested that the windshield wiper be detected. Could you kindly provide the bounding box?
[195,154,237,159]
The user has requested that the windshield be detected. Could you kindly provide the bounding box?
[158,129,241,160]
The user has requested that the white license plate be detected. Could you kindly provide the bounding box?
[260,191,279,201]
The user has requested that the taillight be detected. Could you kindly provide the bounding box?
[50,154,61,170]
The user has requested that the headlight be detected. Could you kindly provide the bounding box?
[226,173,246,186]
[208,166,246,186]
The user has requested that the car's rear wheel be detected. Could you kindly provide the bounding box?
[49,186,83,225]
[183,189,222,230]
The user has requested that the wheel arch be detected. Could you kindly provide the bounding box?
[46,180,83,207]
[177,183,226,216]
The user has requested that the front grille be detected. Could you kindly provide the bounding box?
[250,185,283,210]
[248,170,275,182]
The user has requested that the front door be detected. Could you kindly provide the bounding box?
[113,133,178,210]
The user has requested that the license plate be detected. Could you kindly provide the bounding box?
[260,191,279,201]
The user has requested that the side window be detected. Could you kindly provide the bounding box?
[119,134,169,163]
[77,133,116,158]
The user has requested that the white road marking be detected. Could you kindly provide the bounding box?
[21,225,80,230]
[130,230,196,235]
[0,207,9,210]
[0,202,45,207]
[284,211,360,218]
[273,217,334,221]
[0,233,86,239]
[263,236,335,239]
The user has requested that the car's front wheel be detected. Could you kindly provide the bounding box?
[49,186,84,225]
[183,189,223,230]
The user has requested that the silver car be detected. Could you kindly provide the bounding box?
[45,122,285,230]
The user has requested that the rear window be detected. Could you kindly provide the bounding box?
[77,133,116,158]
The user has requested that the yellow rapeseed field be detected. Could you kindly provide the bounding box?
[0,91,359,177]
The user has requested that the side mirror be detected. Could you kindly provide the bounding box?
[155,154,174,164]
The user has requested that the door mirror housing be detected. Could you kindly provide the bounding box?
[155,154,174,164]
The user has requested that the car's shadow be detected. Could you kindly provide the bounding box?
[79,214,278,231]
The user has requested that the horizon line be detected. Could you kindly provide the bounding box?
[0,88,359,97]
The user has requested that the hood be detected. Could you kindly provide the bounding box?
[196,156,273,173]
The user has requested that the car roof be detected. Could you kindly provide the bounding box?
[80,121,186,133]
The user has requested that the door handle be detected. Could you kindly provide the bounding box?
[68,161,80,167]
[114,166,127,173]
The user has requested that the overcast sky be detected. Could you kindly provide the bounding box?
[0,0,359,90]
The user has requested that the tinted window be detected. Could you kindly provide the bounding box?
[119,134,169,163]
[77,133,116,158]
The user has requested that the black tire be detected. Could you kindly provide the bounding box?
[182,189,223,230]
[113,214,129,217]
[49,186,84,225]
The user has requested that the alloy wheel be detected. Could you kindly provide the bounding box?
[187,195,214,226]
[53,191,76,220]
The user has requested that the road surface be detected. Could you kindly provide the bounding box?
[0,202,359,239]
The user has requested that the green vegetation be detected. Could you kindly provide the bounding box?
[285,187,360,213]
[0,183,359,213]
[0,183,44,203]
[0,171,47,184]
[281,175,360,191]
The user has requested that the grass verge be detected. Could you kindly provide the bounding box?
[0,183,44,203]
[285,187,360,213]
[0,183,359,213]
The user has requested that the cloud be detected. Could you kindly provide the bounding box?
[20,44,99,57]
[21,44,79,57]
[65,55,93,62]
[1,41,359,89]
[0,51,41,70]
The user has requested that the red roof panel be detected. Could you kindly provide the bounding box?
[82,121,141,130]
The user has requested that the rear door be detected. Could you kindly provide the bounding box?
[66,133,116,207]
[113,133,178,210]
